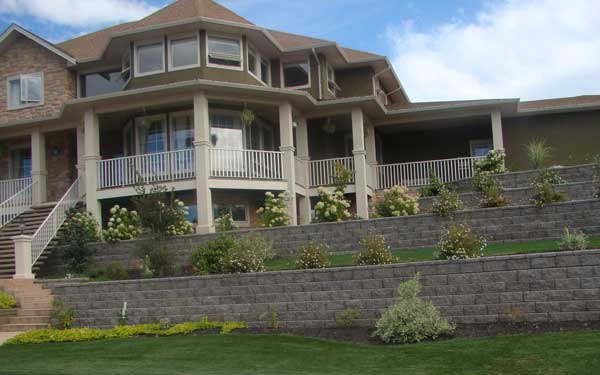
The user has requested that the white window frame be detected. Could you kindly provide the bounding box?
[205,34,243,71]
[373,77,388,105]
[326,62,338,96]
[247,45,259,79]
[259,56,271,87]
[7,72,44,110]
[134,39,166,77]
[209,108,247,149]
[469,139,494,157]
[169,110,194,150]
[121,50,132,85]
[168,33,200,72]
[134,114,168,155]
[281,58,311,90]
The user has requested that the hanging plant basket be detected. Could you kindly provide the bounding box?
[241,108,256,127]
[322,118,336,134]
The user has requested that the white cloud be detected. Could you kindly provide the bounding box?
[0,0,159,28]
[387,0,600,101]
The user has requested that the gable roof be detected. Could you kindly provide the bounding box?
[518,95,600,112]
[0,24,76,64]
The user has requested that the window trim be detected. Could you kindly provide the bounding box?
[134,114,168,155]
[326,62,337,97]
[281,58,311,90]
[209,108,247,149]
[168,33,200,72]
[134,39,166,77]
[7,72,44,110]
[247,45,259,80]
[213,201,250,226]
[121,50,132,85]
[205,33,243,71]
[169,110,194,151]
[259,56,271,86]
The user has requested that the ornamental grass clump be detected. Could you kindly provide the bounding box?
[295,242,330,269]
[376,186,420,217]
[313,187,352,222]
[435,223,486,260]
[526,138,552,170]
[559,227,589,251]
[374,275,455,344]
[257,191,290,227]
[0,290,17,309]
[353,234,394,266]
[431,188,464,216]
[221,233,274,273]
[103,205,142,242]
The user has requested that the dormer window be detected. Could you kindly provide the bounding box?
[207,35,242,69]
[169,34,200,71]
[135,39,165,77]
[7,73,43,110]
[282,59,310,89]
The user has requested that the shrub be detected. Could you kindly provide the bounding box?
[59,209,101,274]
[374,276,455,344]
[332,161,354,193]
[259,311,280,329]
[335,309,360,328]
[376,186,420,217]
[104,262,130,280]
[0,290,17,309]
[353,234,394,266]
[420,173,451,197]
[525,138,551,170]
[257,191,290,227]
[431,188,464,216]
[215,213,236,232]
[190,235,236,275]
[136,236,176,277]
[472,149,506,191]
[435,223,486,260]
[51,301,75,330]
[103,205,142,242]
[479,179,509,208]
[221,233,274,273]
[559,228,589,251]
[313,187,352,222]
[532,181,566,208]
[295,242,330,269]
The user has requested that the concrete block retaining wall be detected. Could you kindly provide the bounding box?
[46,250,600,329]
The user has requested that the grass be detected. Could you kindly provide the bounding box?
[1,331,600,374]
[265,236,600,271]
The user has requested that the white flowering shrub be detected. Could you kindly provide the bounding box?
[376,186,420,217]
[353,234,394,265]
[472,149,507,191]
[164,199,194,236]
[435,223,486,260]
[257,192,290,227]
[431,188,464,216]
[295,242,330,269]
[313,187,352,222]
[103,205,142,242]
[221,233,274,273]
[215,213,236,232]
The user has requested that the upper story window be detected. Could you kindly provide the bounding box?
[135,115,167,154]
[121,51,131,83]
[374,78,388,105]
[7,73,43,110]
[260,57,270,86]
[170,111,194,150]
[80,71,125,98]
[135,40,165,77]
[169,34,200,71]
[282,59,310,89]
[248,47,258,77]
[327,64,338,96]
[207,35,242,70]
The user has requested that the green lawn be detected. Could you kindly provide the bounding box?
[1,331,600,374]
[265,237,600,271]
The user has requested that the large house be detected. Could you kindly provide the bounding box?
[0,0,599,277]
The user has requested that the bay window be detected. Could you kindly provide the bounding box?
[7,73,43,109]
[169,35,199,71]
[260,57,270,86]
[135,40,165,76]
[136,115,167,154]
[170,111,194,150]
[80,71,125,97]
[207,35,242,69]
[282,60,310,89]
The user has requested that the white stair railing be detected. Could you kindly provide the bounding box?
[308,157,355,187]
[31,177,80,266]
[0,177,32,204]
[0,181,35,228]
[210,148,284,180]
[376,155,485,189]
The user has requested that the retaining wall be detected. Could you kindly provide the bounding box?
[46,250,600,329]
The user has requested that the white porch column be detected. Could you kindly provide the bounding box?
[279,101,297,225]
[351,107,369,220]
[365,123,377,190]
[30,128,47,205]
[12,235,33,279]
[296,117,311,225]
[193,92,214,234]
[83,109,102,224]
[491,110,504,151]
[76,126,86,199]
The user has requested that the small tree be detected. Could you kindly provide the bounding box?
[59,209,101,274]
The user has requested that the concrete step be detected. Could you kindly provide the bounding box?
[0,323,49,332]
[17,308,52,317]
[8,316,50,325]
[0,309,17,317]
[17,301,53,309]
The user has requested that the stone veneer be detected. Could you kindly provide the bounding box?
[45,249,600,329]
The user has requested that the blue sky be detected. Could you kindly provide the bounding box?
[1,0,599,102]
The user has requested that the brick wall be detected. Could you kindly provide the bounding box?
[0,34,76,124]
[46,249,600,329]
[45,130,77,201]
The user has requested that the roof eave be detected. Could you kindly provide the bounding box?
[0,24,77,65]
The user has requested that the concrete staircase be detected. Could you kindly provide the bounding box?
[0,204,56,279]
[0,279,52,332]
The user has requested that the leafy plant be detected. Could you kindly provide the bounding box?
[241,108,256,127]
[332,162,353,193]
[190,235,236,275]
[335,309,360,328]
[52,301,75,330]
[136,236,176,277]
[526,138,552,170]
[295,242,330,269]
[435,223,486,260]
[221,233,274,273]
[103,205,141,242]
[374,275,455,344]
[257,191,290,227]
[559,228,589,251]
[59,209,101,274]
[532,181,566,208]
[353,234,394,266]
[0,290,17,309]
[535,168,564,185]
[215,213,236,232]
[259,311,280,329]
[479,179,509,208]
[420,173,450,197]
[313,188,352,222]
[472,150,506,191]
[431,188,464,216]
[376,186,420,217]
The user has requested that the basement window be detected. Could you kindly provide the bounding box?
[207,35,242,69]
[7,73,43,109]
[282,60,310,89]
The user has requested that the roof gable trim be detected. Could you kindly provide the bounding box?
[0,24,76,65]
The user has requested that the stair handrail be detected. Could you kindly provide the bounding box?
[0,180,36,228]
[31,177,81,267]
[0,177,32,204]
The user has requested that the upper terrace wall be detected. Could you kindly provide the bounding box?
[0,34,76,124]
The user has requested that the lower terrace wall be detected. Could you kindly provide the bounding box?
[46,250,600,329]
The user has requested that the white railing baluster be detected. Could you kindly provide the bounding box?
[0,177,32,204]
[208,148,284,180]
[307,156,356,187]
[0,181,34,228]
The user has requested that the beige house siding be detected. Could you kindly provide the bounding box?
[336,67,374,98]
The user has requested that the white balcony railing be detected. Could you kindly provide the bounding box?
[0,177,32,204]
[0,181,35,228]
[309,157,355,187]
[98,149,195,189]
[376,155,485,190]
[210,148,284,180]
[31,177,80,266]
